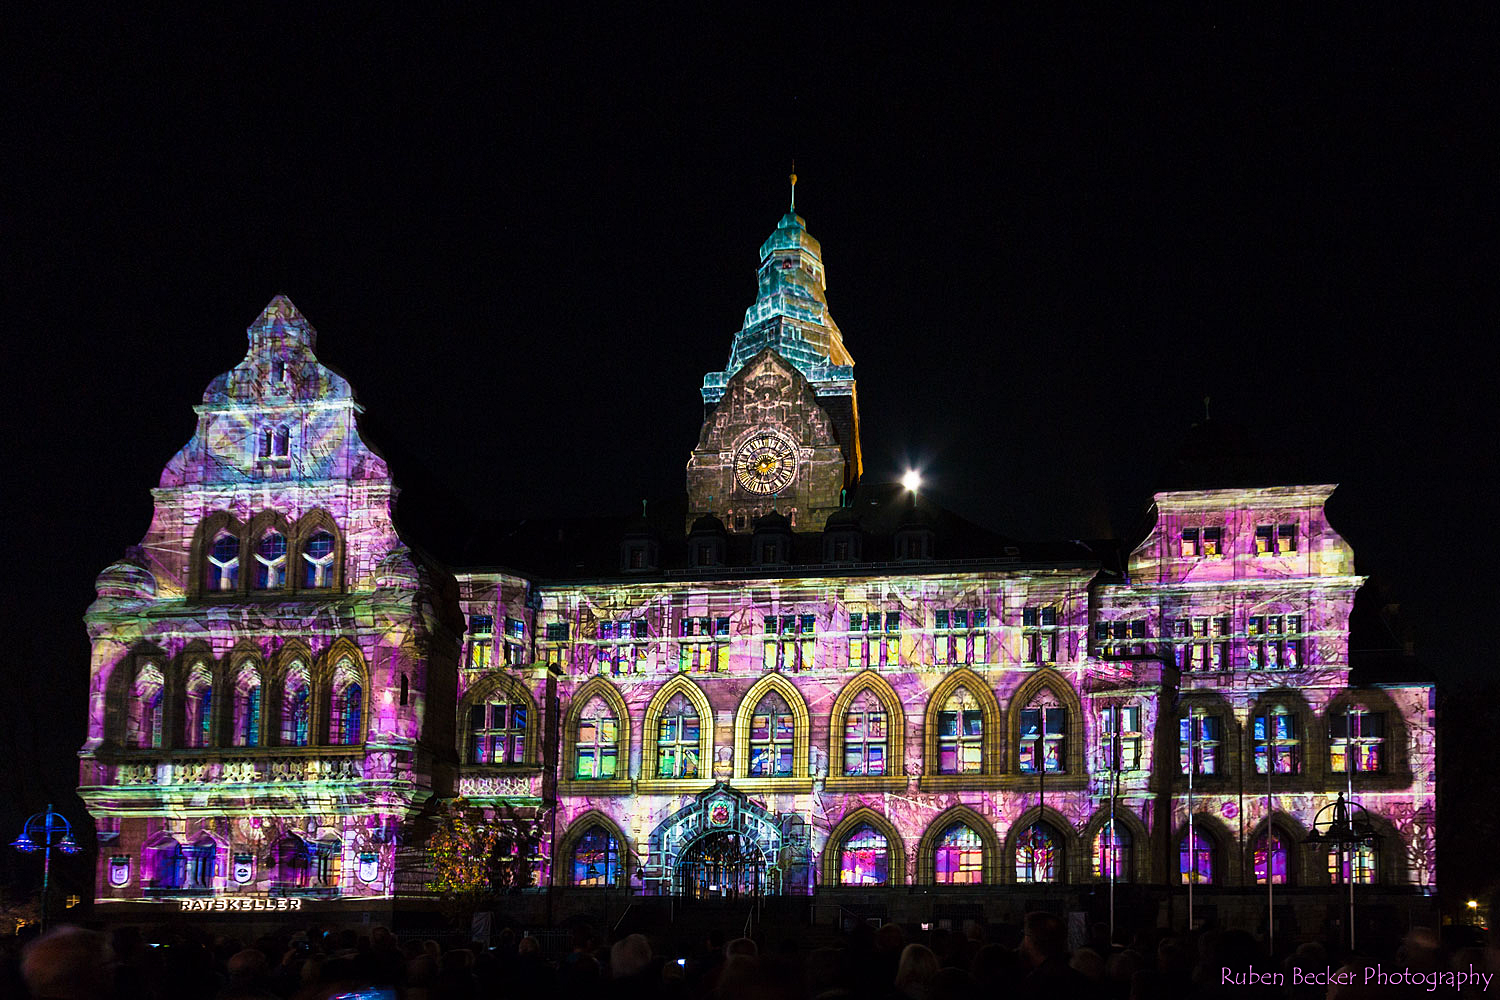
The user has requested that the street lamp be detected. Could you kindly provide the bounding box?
[1303,793,1381,951]
[11,804,81,932]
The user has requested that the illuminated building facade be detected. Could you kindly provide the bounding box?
[81,200,1435,933]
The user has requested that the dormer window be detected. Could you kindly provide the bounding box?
[1180,526,1222,558]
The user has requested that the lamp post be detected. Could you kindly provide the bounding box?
[10,804,81,932]
[1303,792,1380,952]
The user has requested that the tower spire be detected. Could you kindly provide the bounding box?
[789,161,797,211]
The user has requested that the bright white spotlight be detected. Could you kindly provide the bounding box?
[902,470,923,492]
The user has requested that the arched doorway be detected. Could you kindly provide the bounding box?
[678,830,766,898]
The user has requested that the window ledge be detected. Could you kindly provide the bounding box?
[559,778,632,795]
[823,776,909,794]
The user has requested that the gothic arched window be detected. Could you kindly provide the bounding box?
[748,692,795,777]
[130,665,165,749]
[183,665,213,749]
[839,824,889,886]
[1091,821,1132,881]
[937,687,983,775]
[333,681,363,746]
[206,532,240,592]
[281,663,311,747]
[934,824,984,884]
[841,690,888,777]
[254,531,288,590]
[572,826,620,886]
[233,667,262,747]
[574,698,619,780]
[1253,827,1290,885]
[302,531,337,589]
[656,693,700,779]
[1015,822,1061,883]
[1179,829,1215,884]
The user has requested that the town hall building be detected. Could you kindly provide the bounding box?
[78,187,1436,938]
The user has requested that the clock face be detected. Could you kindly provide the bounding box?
[734,430,798,495]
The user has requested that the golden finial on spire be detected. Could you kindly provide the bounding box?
[789,160,797,211]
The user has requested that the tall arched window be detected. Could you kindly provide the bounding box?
[281,663,311,747]
[1092,821,1132,880]
[574,698,619,780]
[233,667,262,747]
[656,693,700,779]
[934,824,983,884]
[273,426,290,457]
[748,692,795,777]
[1179,829,1215,884]
[1253,827,1289,884]
[572,826,619,886]
[333,681,363,746]
[302,531,336,588]
[130,665,165,749]
[254,531,288,589]
[1015,822,1061,883]
[206,533,240,592]
[1019,696,1066,773]
[839,824,890,885]
[842,690,888,776]
[468,697,527,764]
[183,665,213,749]
[937,687,983,775]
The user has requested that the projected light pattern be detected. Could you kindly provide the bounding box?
[80,296,458,906]
[78,208,1436,928]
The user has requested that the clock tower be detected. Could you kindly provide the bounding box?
[687,180,861,533]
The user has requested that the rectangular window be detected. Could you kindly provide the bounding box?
[545,622,569,641]
[1175,616,1230,672]
[1330,709,1384,773]
[1248,614,1303,670]
[1022,605,1058,664]
[501,617,525,665]
[678,615,731,673]
[1202,526,1222,557]
[848,611,897,669]
[1253,710,1301,774]
[1257,522,1300,555]
[1180,528,1200,558]
[1099,705,1142,770]
[764,614,813,672]
[467,615,494,670]
[935,607,988,666]
[1278,523,1297,553]
[1018,707,1067,773]
[1096,618,1147,658]
[936,708,984,775]
[596,619,650,676]
[1180,714,1222,776]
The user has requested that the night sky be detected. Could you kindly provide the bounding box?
[5,10,1494,900]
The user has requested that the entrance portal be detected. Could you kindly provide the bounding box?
[679,830,764,899]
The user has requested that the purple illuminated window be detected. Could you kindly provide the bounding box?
[937,688,983,775]
[469,699,527,764]
[1018,705,1066,773]
[749,692,795,777]
[1253,709,1300,774]
[1091,821,1131,880]
[1015,823,1060,883]
[839,824,889,886]
[573,826,619,887]
[842,691,888,777]
[1330,709,1384,772]
[254,531,287,589]
[1253,829,1289,884]
[657,693,701,778]
[575,698,619,780]
[206,532,240,591]
[302,531,336,588]
[1180,713,1221,775]
[934,824,983,884]
[1179,830,1214,884]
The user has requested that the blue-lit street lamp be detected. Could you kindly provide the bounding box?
[11,804,81,931]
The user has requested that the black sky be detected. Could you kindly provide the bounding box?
[4,8,1495,898]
